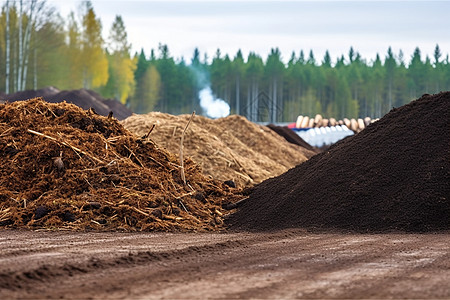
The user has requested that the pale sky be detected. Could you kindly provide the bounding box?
[48,0,450,64]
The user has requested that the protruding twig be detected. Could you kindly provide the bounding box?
[88,107,98,115]
[180,112,195,185]
[47,107,57,118]
[178,199,189,213]
[141,124,155,140]
[223,196,250,210]
[123,145,144,168]
[172,126,177,137]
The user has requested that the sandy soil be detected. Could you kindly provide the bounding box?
[1,230,449,299]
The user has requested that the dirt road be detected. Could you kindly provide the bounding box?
[1,230,449,299]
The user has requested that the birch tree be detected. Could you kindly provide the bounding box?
[4,0,10,93]
[80,1,108,89]
[105,15,136,103]
[134,64,161,113]
[2,0,49,92]
[16,0,40,91]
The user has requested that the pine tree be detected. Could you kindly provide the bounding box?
[394,50,408,107]
[307,49,316,65]
[322,50,332,68]
[177,58,197,113]
[348,46,355,63]
[371,54,385,117]
[232,49,244,115]
[323,67,338,116]
[433,44,442,67]
[285,51,303,121]
[298,50,305,64]
[347,51,363,110]
[245,52,264,121]
[408,47,425,98]
[432,44,443,92]
[384,47,396,109]
[155,44,178,112]
[210,49,233,104]
[265,48,284,122]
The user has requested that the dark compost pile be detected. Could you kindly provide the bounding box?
[2,87,132,120]
[229,92,450,232]
[0,98,242,231]
[266,124,317,152]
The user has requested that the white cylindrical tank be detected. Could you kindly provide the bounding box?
[314,114,323,127]
[296,115,303,128]
[343,118,351,128]
[301,116,310,128]
[357,118,365,131]
[350,118,358,132]
[329,118,337,127]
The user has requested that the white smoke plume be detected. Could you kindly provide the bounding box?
[199,87,230,119]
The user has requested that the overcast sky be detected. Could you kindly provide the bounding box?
[49,0,450,64]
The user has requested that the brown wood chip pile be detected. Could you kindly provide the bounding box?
[0,98,243,232]
[122,113,316,187]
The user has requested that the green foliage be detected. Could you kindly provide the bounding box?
[299,88,321,117]
[103,15,136,103]
[80,3,108,89]
[0,1,449,122]
[63,12,83,89]
[129,63,160,114]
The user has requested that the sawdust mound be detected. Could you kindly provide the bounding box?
[229,92,450,232]
[2,88,132,120]
[122,113,316,187]
[0,98,242,231]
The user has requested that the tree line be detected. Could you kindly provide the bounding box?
[1,1,449,121]
[0,0,135,103]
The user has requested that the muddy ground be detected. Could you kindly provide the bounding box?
[1,230,449,299]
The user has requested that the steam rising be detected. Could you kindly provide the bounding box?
[189,65,230,119]
[199,87,230,119]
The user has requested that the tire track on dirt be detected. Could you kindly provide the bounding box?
[221,234,450,299]
[0,239,245,290]
[0,229,302,293]
[1,231,449,299]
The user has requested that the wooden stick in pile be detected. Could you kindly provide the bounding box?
[27,129,105,164]
[180,112,195,185]
[141,124,156,140]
